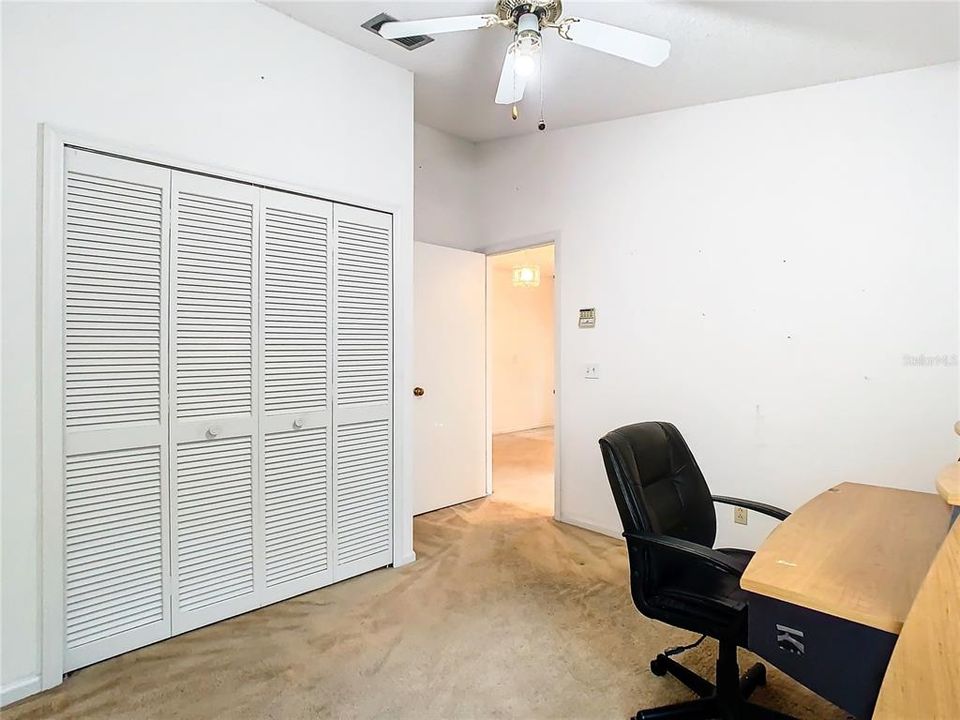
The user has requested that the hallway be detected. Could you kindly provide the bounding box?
[491,426,554,514]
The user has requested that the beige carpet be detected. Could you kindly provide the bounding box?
[6,429,846,720]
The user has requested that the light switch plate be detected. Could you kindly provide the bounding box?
[584,364,600,380]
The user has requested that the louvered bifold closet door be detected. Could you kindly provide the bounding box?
[332,205,393,580]
[62,149,172,671]
[170,172,262,634]
[258,189,334,604]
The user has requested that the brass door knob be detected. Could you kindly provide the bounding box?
[413,386,425,397]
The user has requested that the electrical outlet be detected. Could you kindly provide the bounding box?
[584,364,600,380]
[734,507,748,525]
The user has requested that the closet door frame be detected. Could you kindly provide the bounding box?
[39,125,414,693]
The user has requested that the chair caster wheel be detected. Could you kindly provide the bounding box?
[650,655,668,676]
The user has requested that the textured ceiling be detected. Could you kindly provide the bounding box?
[265,1,960,141]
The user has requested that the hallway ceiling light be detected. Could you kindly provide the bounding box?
[512,265,541,288]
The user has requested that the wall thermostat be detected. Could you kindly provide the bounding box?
[578,308,597,329]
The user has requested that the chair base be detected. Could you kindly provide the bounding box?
[634,696,797,720]
[634,642,796,720]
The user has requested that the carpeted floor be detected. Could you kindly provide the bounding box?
[6,428,846,720]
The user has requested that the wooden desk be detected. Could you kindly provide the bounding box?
[935,463,960,520]
[874,519,960,719]
[741,483,951,719]
[742,483,950,633]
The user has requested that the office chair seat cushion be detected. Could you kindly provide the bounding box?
[653,563,751,641]
[657,547,754,611]
[715,547,754,573]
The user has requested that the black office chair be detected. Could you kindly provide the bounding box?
[599,421,794,720]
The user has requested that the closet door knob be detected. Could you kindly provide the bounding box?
[293,418,304,429]
[205,426,221,439]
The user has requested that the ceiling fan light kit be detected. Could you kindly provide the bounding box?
[373,0,670,118]
[512,11,542,79]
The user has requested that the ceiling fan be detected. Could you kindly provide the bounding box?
[377,0,671,110]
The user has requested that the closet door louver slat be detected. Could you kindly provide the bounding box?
[263,428,329,593]
[170,172,261,634]
[335,217,390,408]
[334,419,391,565]
[62,149,172,671]
[258,190,333,604]
[175,436,254,611]
[64,446,165,662]
[332,205,393,580]
[65,163,164,429]
[263,200,329,414]
[174,186,255,419]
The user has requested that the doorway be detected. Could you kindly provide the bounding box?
[486,244,556,515]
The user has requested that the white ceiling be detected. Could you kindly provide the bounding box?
[265,1,959,142]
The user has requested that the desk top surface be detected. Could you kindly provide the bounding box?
[936,463,960,506]
[740,482,950,634]
[873,518,960,719]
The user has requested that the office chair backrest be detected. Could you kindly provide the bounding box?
[599,421,716,548]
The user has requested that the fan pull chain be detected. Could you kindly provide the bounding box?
[512,37,519,121]
[538,37,546,131]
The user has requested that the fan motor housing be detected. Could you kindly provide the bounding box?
[495,0,563,27]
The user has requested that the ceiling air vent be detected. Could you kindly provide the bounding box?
[362,13,435,50]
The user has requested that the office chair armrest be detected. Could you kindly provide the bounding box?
[712,495,790,521]
[623,531,745,576]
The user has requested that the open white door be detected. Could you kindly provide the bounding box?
[413,242,486,515]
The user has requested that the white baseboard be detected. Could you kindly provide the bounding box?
[2,674,42,707]
[554,513,621,540]
[492,424,554,436]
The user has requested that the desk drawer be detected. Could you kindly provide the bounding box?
[748,594,897,719]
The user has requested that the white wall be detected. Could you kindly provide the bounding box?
[1,1,413,703]
[414,124,479,250]
[489,261,555,434]
[474,63,959,549]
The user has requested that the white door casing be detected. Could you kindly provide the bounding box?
[412,243,487,515]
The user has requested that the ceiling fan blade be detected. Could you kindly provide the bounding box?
[558,17,670,67]
[379,14,498,39]
[495,44,527,105]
